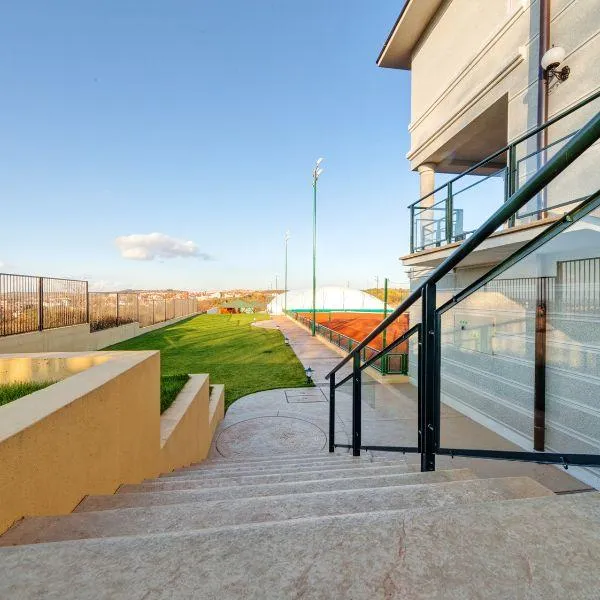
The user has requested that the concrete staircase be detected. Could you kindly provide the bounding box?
[1,452,599,598]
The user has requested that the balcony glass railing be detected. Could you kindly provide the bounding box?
[409,90,600,253]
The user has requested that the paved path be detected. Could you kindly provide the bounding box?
[211,315,589,493]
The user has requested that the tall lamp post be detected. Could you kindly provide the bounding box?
[312,158,324,336]
[284,231,291,313]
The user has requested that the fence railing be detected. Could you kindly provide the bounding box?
[292,312,408,375]
[0,273,201,337]
[0,274,88,336]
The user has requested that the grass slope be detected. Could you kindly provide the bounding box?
[0,381,54,407]
[106,314,309,410]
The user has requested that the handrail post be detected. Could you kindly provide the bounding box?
[329,372,336,453]
[446,182,453,244]
[420,282,437,471]
[410,205,415,253]
[508,144,517,228]
[352,352,361,456]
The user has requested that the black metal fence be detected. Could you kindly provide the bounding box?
[90,292,200,331]
[0,273,88,336]
[0,272,201,337]
[292,312,408,375]
[557,257,600,313]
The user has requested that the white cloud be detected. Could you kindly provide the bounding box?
[115,233,210,261]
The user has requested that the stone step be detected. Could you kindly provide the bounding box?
[173,454,380,474]
[203,452,350,466]
[79,469,477,512]
[164,456,400,478]
[0,476,552,546]
[157,459,406,482]
[1,494,599,598]
[126,464,417,492]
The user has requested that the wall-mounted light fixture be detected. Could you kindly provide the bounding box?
[541,46,570,82]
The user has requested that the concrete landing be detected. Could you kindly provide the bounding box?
[1,493,599,599]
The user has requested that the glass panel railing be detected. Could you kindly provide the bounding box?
[358,319,419,452]
[412,197,448,252]
[450,166,507,241]
[514,93,600,224]
[438,186,600,478]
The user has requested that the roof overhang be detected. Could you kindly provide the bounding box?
[377,0,444,70]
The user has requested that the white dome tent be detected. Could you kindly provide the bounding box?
[267,286,384,315]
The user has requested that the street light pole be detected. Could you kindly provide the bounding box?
[312,158,324,336]
[284,231,291,313]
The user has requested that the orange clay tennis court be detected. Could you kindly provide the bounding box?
[296,312,410,351]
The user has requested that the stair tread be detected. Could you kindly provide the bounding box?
[0,476,552,546]
[79,469,476,512]
[158,458,406,480]
[1,494,599,599]
[172,455,393,474]
[124,464,417,491]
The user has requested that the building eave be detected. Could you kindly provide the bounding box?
[377,0,444,70]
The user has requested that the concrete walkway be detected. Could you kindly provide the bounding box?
[212,315,590,493]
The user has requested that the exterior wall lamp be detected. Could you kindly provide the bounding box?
[541,46,570,82]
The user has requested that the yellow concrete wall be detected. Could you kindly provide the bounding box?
[0,353,113,384]
[0,352,224,534]
[159,374,212,473]
[209,384,225,438]
[0,313,199,354]
[0,352,160,533]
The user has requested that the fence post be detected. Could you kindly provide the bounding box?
[152,299,155,324]
[116,292,120,327]
[352,352,362,456]
[38,277,44,331]
[420,282,437,472]
[85,281,90,324]
[329,372,336,453]
[137,295,140,323]
[164,297,167,322]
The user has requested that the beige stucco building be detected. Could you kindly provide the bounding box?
[379,0,600,486]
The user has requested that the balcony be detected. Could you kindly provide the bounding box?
[408,91,600,256]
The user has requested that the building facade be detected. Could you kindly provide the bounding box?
[379,0,600,486]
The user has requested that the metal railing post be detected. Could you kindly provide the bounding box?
[420,283,437,472]
[85,281,90,325]
[116,292,120,327]
[38,277,44,331]
[446,181,454,244]
[329,372,336,453]
[410,205,415,253]
[508,144,517,227]
[352,352,362,456]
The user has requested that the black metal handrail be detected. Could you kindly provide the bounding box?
[326,108,600,381]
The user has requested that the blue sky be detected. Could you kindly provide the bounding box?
[0,0,416,291]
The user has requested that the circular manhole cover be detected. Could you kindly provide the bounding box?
[216,416,327,457]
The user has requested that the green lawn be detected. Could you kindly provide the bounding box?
[0,381,54,408]
[105,314,309,411]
